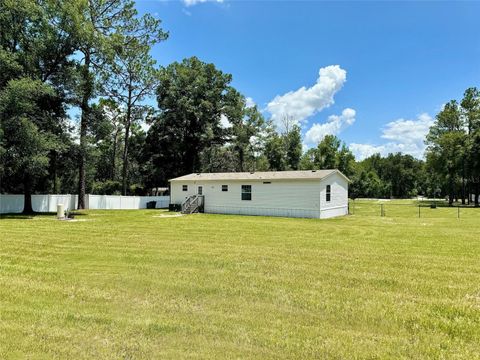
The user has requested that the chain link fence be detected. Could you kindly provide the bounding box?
[349,200,479,219]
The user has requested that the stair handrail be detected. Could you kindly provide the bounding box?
[181,195,193,213]
[182,194,199,213]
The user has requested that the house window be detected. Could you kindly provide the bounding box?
[263,181,271,184]
[222,185,228,192]
[182,185,188,191]
[241,185,252,201]
[326,185,331,202]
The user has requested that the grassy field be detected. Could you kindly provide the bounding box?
[350,199,480,219]
[1,205,480,359]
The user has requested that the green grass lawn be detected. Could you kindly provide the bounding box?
[350,199,480,219]
[1,207,480,359]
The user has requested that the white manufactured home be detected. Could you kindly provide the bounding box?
[169,170,349,219]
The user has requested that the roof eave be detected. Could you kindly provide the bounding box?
[169,171,343,182]
[321,170,351,183]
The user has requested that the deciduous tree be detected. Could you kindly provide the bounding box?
[144,57,240,184]
[426,100,465,205]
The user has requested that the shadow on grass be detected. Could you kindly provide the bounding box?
[417,201,480,208]
[0,211,89,220]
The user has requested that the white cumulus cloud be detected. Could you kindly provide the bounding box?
[266,65,347,128]
[349,113,434,160]
[381,113,433,144]
[349,143,386,160]
[182,0,223,6]
[304,108,356,145]
[245,97,255,108]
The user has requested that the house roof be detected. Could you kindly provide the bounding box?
[170,169,349,182]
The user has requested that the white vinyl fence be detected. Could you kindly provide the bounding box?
[0,194,170,214]
[87,195,170,210]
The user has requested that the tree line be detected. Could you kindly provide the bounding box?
[1,1,479,213]
[426,88,480,206]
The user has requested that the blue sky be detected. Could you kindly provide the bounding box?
[137,0,480,159]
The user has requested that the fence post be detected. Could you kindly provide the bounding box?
[458,206,460,219]
[418,204,421,218]
[381,204,384,217]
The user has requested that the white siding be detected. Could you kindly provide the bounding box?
[319,172,348,218]
[170,182,199,204]
[171,179,322,218]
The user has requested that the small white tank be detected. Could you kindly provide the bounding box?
[57,204,65,219]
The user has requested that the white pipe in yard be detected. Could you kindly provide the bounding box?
[57,204,65,219]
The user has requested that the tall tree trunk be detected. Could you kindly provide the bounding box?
[111,127,119,180]
[467,182,471,205]
[475,181,480,208]
[121,121,130,195]
[121,90,132,196]
[461,163,466,205]
[448,174,454,206]
[184,133,199,175]
[52,150,59,193]
[23,175,33,214]
[239,147,244,172]
[183,145,198,175]
[78,50,92,209]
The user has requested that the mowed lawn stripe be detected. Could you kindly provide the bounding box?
[1,208,480,359]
